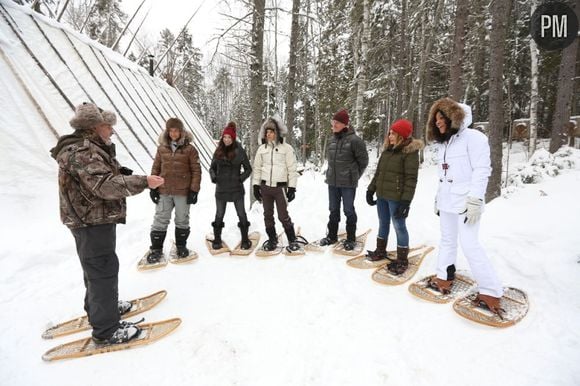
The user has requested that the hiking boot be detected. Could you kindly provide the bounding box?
[92,320,142,345]
[387,246,409,275]
[286,235,309,253]
[146,249,163,264]
[263,227,278,251]
[427,277,454,294]
[472,293,504,317]
[343,239,356,251]
[176,245,190,258]
[118,300,132,315]
[366,237,388,261]
[319,236,338,246]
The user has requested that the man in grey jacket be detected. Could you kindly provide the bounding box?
[319,109,369,250]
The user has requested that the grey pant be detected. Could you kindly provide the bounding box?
[151,194,190,232]
[70,224,120,340]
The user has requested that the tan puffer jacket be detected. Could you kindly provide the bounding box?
[151,129,201,195]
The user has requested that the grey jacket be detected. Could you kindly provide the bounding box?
[325,128,368,188]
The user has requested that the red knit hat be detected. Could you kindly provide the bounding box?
[222,121,237,141]
[332,109,349,125]
[390,119,413,139]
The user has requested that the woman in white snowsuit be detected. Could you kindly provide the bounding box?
[252,116,302,251]
[427,97,503,315]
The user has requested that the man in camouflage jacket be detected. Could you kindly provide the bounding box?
[50,103,164,344]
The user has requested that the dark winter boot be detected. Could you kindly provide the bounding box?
[284,224,299,251]
[319,222,339,246]
[366,237,388,261]
[262,226,278,251]
[238,221,252,250]
[211,221,224,250]
[343,223,357,251]
[427,265,456,294]
[175,227,191,258]
[387,246,409,275]
[147,230,166,263]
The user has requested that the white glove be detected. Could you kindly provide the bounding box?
[464,196,483,225]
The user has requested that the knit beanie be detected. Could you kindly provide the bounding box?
[390,119,413,139]
[222,121,237,141]
[332,109,349,125]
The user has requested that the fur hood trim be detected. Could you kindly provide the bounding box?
[258,115,287,144]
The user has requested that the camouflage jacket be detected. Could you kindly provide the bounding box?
[50,130,148,229]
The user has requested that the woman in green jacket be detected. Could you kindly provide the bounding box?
[366,119,424,274]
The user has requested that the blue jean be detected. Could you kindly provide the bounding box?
[328,186,357,227]
[376,197,409,247]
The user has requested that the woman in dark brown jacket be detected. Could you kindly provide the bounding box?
[366,119,424,274]
[147,117,202,262]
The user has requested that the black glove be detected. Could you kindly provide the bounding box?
[119,166,133,175]
[366,190,377,206]
[394,200,410,219]
[150,189,160,204]
[253,185,262,202]
[286,187,296,202]
[187,190,198,205]
[209,170,217,184]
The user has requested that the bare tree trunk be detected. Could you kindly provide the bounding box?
[528,0,539,158]
[285,0,301,149]
[448,0,468,100]
[354,0,370,137]
[486,0,511,202]
[396,0,408,118]
[406,0,444,123]
[549,1,579,153]
[249,0,266,162]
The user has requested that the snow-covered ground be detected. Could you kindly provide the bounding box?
[1,134,579,385]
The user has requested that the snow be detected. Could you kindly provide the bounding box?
[1,2,580,386]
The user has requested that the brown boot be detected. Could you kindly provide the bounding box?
[387,246,409,275]
[472,294,504,318]
[428,277,454,294]
[366,238,387,261]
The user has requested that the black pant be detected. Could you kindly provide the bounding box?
[214,198,248,223]
[71,224,120,340]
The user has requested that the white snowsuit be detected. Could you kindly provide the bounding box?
[434,102,503,298]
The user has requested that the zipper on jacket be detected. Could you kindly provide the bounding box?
[269,144,274,186]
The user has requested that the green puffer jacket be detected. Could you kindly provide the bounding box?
[367,138,424,202]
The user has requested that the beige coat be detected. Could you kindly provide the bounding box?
[252,141,298,188]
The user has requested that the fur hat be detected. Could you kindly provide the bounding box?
[69,103,104,130]
[332,109,349,125]
[166,117,184,131]
[258,115,287,144]
[222,121,237,141]
[390,119,413,139]
[101,110,117,126]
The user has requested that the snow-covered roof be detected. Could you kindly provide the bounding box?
[0,1,215,172]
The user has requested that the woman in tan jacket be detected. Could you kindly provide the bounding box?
[147,117,202,262]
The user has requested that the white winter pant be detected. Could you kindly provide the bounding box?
[436,211,503,298]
